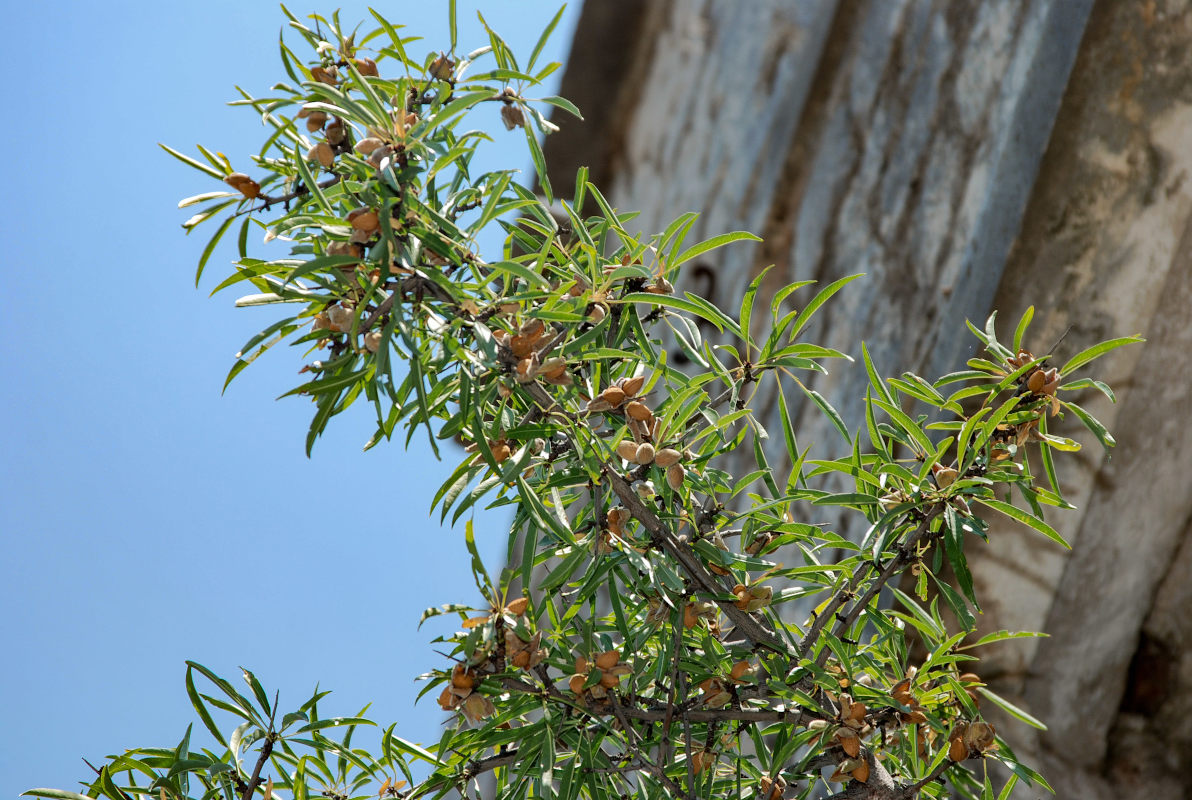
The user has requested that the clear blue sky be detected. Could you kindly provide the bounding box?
[1,2,579,796]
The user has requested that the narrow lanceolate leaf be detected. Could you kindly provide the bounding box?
[160,143,226,179]
[671,230,761,269]
[976,498,1070,549]
[1059,335,1143,376]
[977,687,1047,729]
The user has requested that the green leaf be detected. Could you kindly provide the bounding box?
[23,790,95,800]
[1064,401,1116,452]
[787,274,863,341]
[795,381,849,443]
[186,665,228,747]
[464,519,494,600]
[524,124,552,204]
[538,95,582,119]
[160,143,225,179]
[1012,306,1034,354]
[977,687,1046,729]
[671,230,761,269]
[194,212,237,287]
[871,398,935,457]
[976,498,1069,549]
[1060,335,1143,376]
[528,6,566,71]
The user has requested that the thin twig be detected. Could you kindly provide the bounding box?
[602,467,793,656]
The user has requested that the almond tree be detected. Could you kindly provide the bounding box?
[27,7,1140,800]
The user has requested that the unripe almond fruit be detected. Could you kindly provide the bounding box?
[935,467,958,488]
[363,331,382,353]
[654,448,682,468]
[625,401,651,421]
[616,440,639,461]
[635,443,655,465]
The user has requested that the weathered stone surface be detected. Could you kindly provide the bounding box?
[546,0,1192,795]
[959,2,1192,796]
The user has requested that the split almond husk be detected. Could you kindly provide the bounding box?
[619,375,646,396]
[625,400,652,421]
[600,386,626,407]
[223,173,261,199]
[310,65,338,85]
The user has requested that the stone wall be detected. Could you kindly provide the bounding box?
[545,0,1192,796]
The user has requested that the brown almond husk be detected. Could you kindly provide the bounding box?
[625,401,652,421]
[851,759,870,783]
[309,142,335,168]
[355,137,385,155]
[305,111,328,132]
[594,650,620,670]
[654,448,682,468]
[619,375,646,396]
[616,440,639,461]
[600,386,626,407]
[349,207,380,232]
[635,443,656,465]
[324,119,346,145]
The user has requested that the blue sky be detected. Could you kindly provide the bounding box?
[1,2,580,796]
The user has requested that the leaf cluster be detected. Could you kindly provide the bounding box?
[32,7,1142,800]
